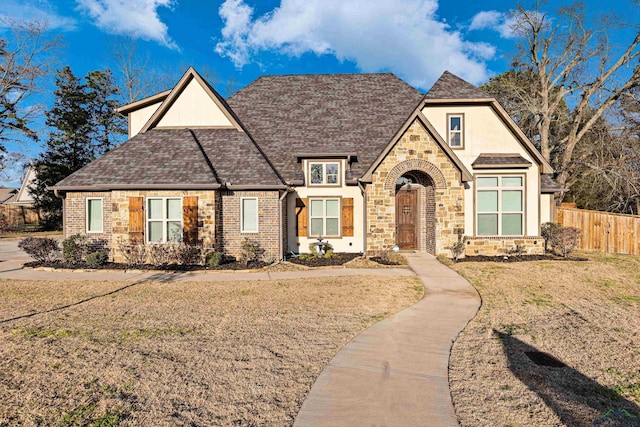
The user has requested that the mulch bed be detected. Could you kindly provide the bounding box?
[287,253,361,267]
[455,254,588,263]
[369,256,403,266]
[23,260,271,271]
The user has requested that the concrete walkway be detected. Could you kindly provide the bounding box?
[294,253,481,427]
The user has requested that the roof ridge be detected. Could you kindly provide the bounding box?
[425,70,491,99]
[188,129,222,184]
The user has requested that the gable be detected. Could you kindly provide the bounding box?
[129,100,162,137]
[157,78,234,129]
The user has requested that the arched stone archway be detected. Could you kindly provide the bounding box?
[394,170,437,254]
[384,159,447,191]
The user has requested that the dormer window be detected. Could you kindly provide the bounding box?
[309,162,340,186]
[447,114,464,148]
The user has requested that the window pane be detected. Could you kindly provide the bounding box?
[478,214,498,235]
[310,218,324,236]
[450,116,461,131]
[326,173,338,184]
[149,222,163,242]
[450,132,461,147]
[326,199,339,217]
[502,176,523,187]
[326,218,339,236]
[477,177,498,188]
[167,199,181,219]
[167,221,182,242]
[310,164,323,184]
[310,199,323,216]
[88,199,102,232]
[326,163,339,184]
[502,214,523,235]
[148,199,163,220]
[502,190,522,212]
[478,191,498,212]
[242,199,258,232]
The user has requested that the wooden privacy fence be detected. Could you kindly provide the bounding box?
[557,206,640,255]
[0,204,40,228]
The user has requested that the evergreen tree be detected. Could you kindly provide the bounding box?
[31,66,125,228]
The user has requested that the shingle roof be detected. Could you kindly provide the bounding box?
[472,153,532,168]
[53,128,282,189]
[425,71,490,100]
[227,73,424,182]
[541,174,566,193]
[0,188,17,204]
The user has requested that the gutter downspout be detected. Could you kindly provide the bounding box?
[278,189,289,261]
[357,180,367,257]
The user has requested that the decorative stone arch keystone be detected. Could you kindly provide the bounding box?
[384,159,447,191]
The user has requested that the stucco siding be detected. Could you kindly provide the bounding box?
[157,79,233,128]
[129,101,162,138]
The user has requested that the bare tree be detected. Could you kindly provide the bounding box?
[503,3,640,188]
[0,19,59,150]
[109,37,160,104]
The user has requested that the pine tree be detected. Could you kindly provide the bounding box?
[31,66,127,228]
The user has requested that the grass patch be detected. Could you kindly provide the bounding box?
[0,275,420,426]
[448,251,640,427]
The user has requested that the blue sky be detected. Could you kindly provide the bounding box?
[1,0,638,186]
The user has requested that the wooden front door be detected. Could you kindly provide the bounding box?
[396,190,417,249]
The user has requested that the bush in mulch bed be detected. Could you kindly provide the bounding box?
[288,253,360,267]
[23,259,272,271]
[455,254,588,263]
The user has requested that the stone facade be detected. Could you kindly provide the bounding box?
[366,119,465,256]
[464,237,544,256]
[219,190,282,261]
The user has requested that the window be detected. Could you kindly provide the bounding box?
[309,198,340,237]
[447,114,464,148]
[147,197,182,243]
[476,176,524,236]
[309,162,340,185]
[86,198,103,233]
[241,197,258,233]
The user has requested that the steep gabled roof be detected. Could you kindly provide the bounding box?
[51,129,284,190]
[0,187,17,204]
[424,71,491,100]
[227,73,425,183]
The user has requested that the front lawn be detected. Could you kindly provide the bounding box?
[0,275,422,426]
[447,252,640,427]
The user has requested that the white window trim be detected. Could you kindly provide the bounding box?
[308,161,341,186]
[447,114,464,148]
[475,175,525,236]
[308,197,341,238]
[86,197,104,234]
[240,197,259,233]
[146,197,183,243]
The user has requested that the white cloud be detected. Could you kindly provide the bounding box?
[469,10,518,39]
[76,0,179,50]
[0,1,77,31]
[214,0,493,87]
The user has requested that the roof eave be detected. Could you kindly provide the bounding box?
[116,90,172,114]
[49,183,223,192]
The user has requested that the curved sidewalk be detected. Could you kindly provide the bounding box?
[294,253,481,426]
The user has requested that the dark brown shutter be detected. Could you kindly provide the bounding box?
[341,197,354,237]
[183,196,198,245]
[296,198,308,236]
[129,197,144,242]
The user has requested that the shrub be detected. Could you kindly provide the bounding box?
[173,244,201,265]
[116,238,148,267]
[507,244,527,257]
[322,242,337,259]
[62,234,89,264]
[205,250,223,267]
[447,229,467,261]
[550,226,580,258]
[541,222,560,253]
[85,251,108,267]
[308,242,319,257]
[18,237,60,263]
[240,238,261,266]
[147,244,173,266]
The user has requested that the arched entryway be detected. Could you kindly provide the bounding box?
[394,171,436,254]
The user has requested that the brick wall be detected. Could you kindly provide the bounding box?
[366,119,465,256]
[219,190,281,261]
[64,192,113,253]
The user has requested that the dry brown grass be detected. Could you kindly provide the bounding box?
[448,251,640,427]
[0,274,422,426]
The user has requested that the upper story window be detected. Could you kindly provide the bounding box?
[476,175,524,236]
[147,197,182,243]
[447,114,464,148]
[86,198,103,233]
[309,162,340,186]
